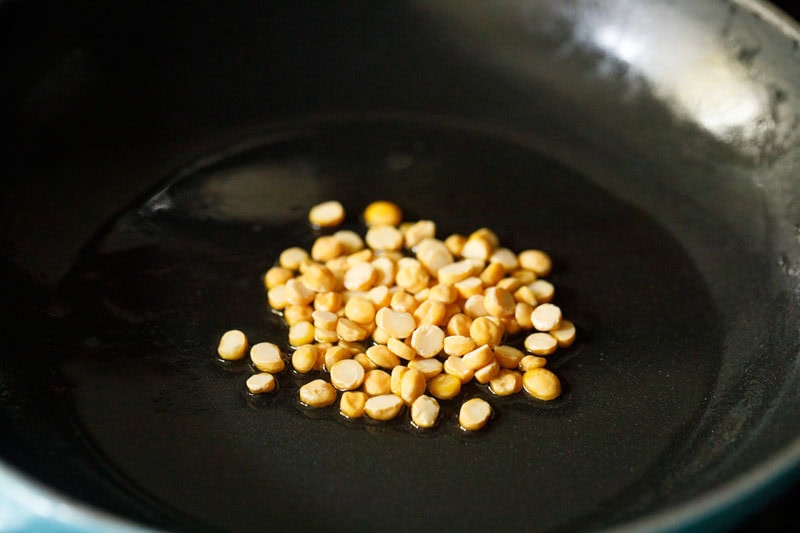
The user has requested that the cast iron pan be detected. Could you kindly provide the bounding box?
[1,1,799,531]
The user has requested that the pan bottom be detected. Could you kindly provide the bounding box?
[53,117,722,531]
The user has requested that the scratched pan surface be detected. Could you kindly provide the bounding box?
[1,1,799,532]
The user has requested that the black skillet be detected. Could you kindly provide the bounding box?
[1,1,799,531]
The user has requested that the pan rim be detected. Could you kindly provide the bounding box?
[611,439,800,531]
[734,0,800,42]
[0,461,151,532]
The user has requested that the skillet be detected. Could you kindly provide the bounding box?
[1,0,799,531]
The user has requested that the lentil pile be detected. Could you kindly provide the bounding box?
[217,200,575,431]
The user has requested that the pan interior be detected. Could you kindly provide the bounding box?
[52,118,723,532]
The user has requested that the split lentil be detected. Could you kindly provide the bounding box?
[340,391,368,419]
[217,329,248,361]
[308,200,346,228]
[459,398,492,431]
[411,395,440,429]
[364,394,404,421]
[246,372,276,394]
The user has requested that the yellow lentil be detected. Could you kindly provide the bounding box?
[531,303,562,332]
[443,234,467,256]
[400,368,426,405]
[407,357,443,380]
[279,247,309,270]
[493,345,525,369]
[519,355,547,371]
[364,394,404,421]
[365,344,401,369]
[299,379,337,407]
[250,342,285,373]
[410,395,440,429]
[291,344,317,374]
[246,372,277,394]
[524,332,558,356]
[309,235,342,262]
[426,373,462,400]
[550,320,576,348]
[518,249,552,276]
[522,368,562,400]
[489,369,523,396]
[459,398,492,431]
[363,200,403,227]
[333,229,365,254]
[264,266,294,289]
[308,200,345,228]
[329,359,366,391]
[339,391,368,419]
[362,369,392,396]
[217,329,248,361]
